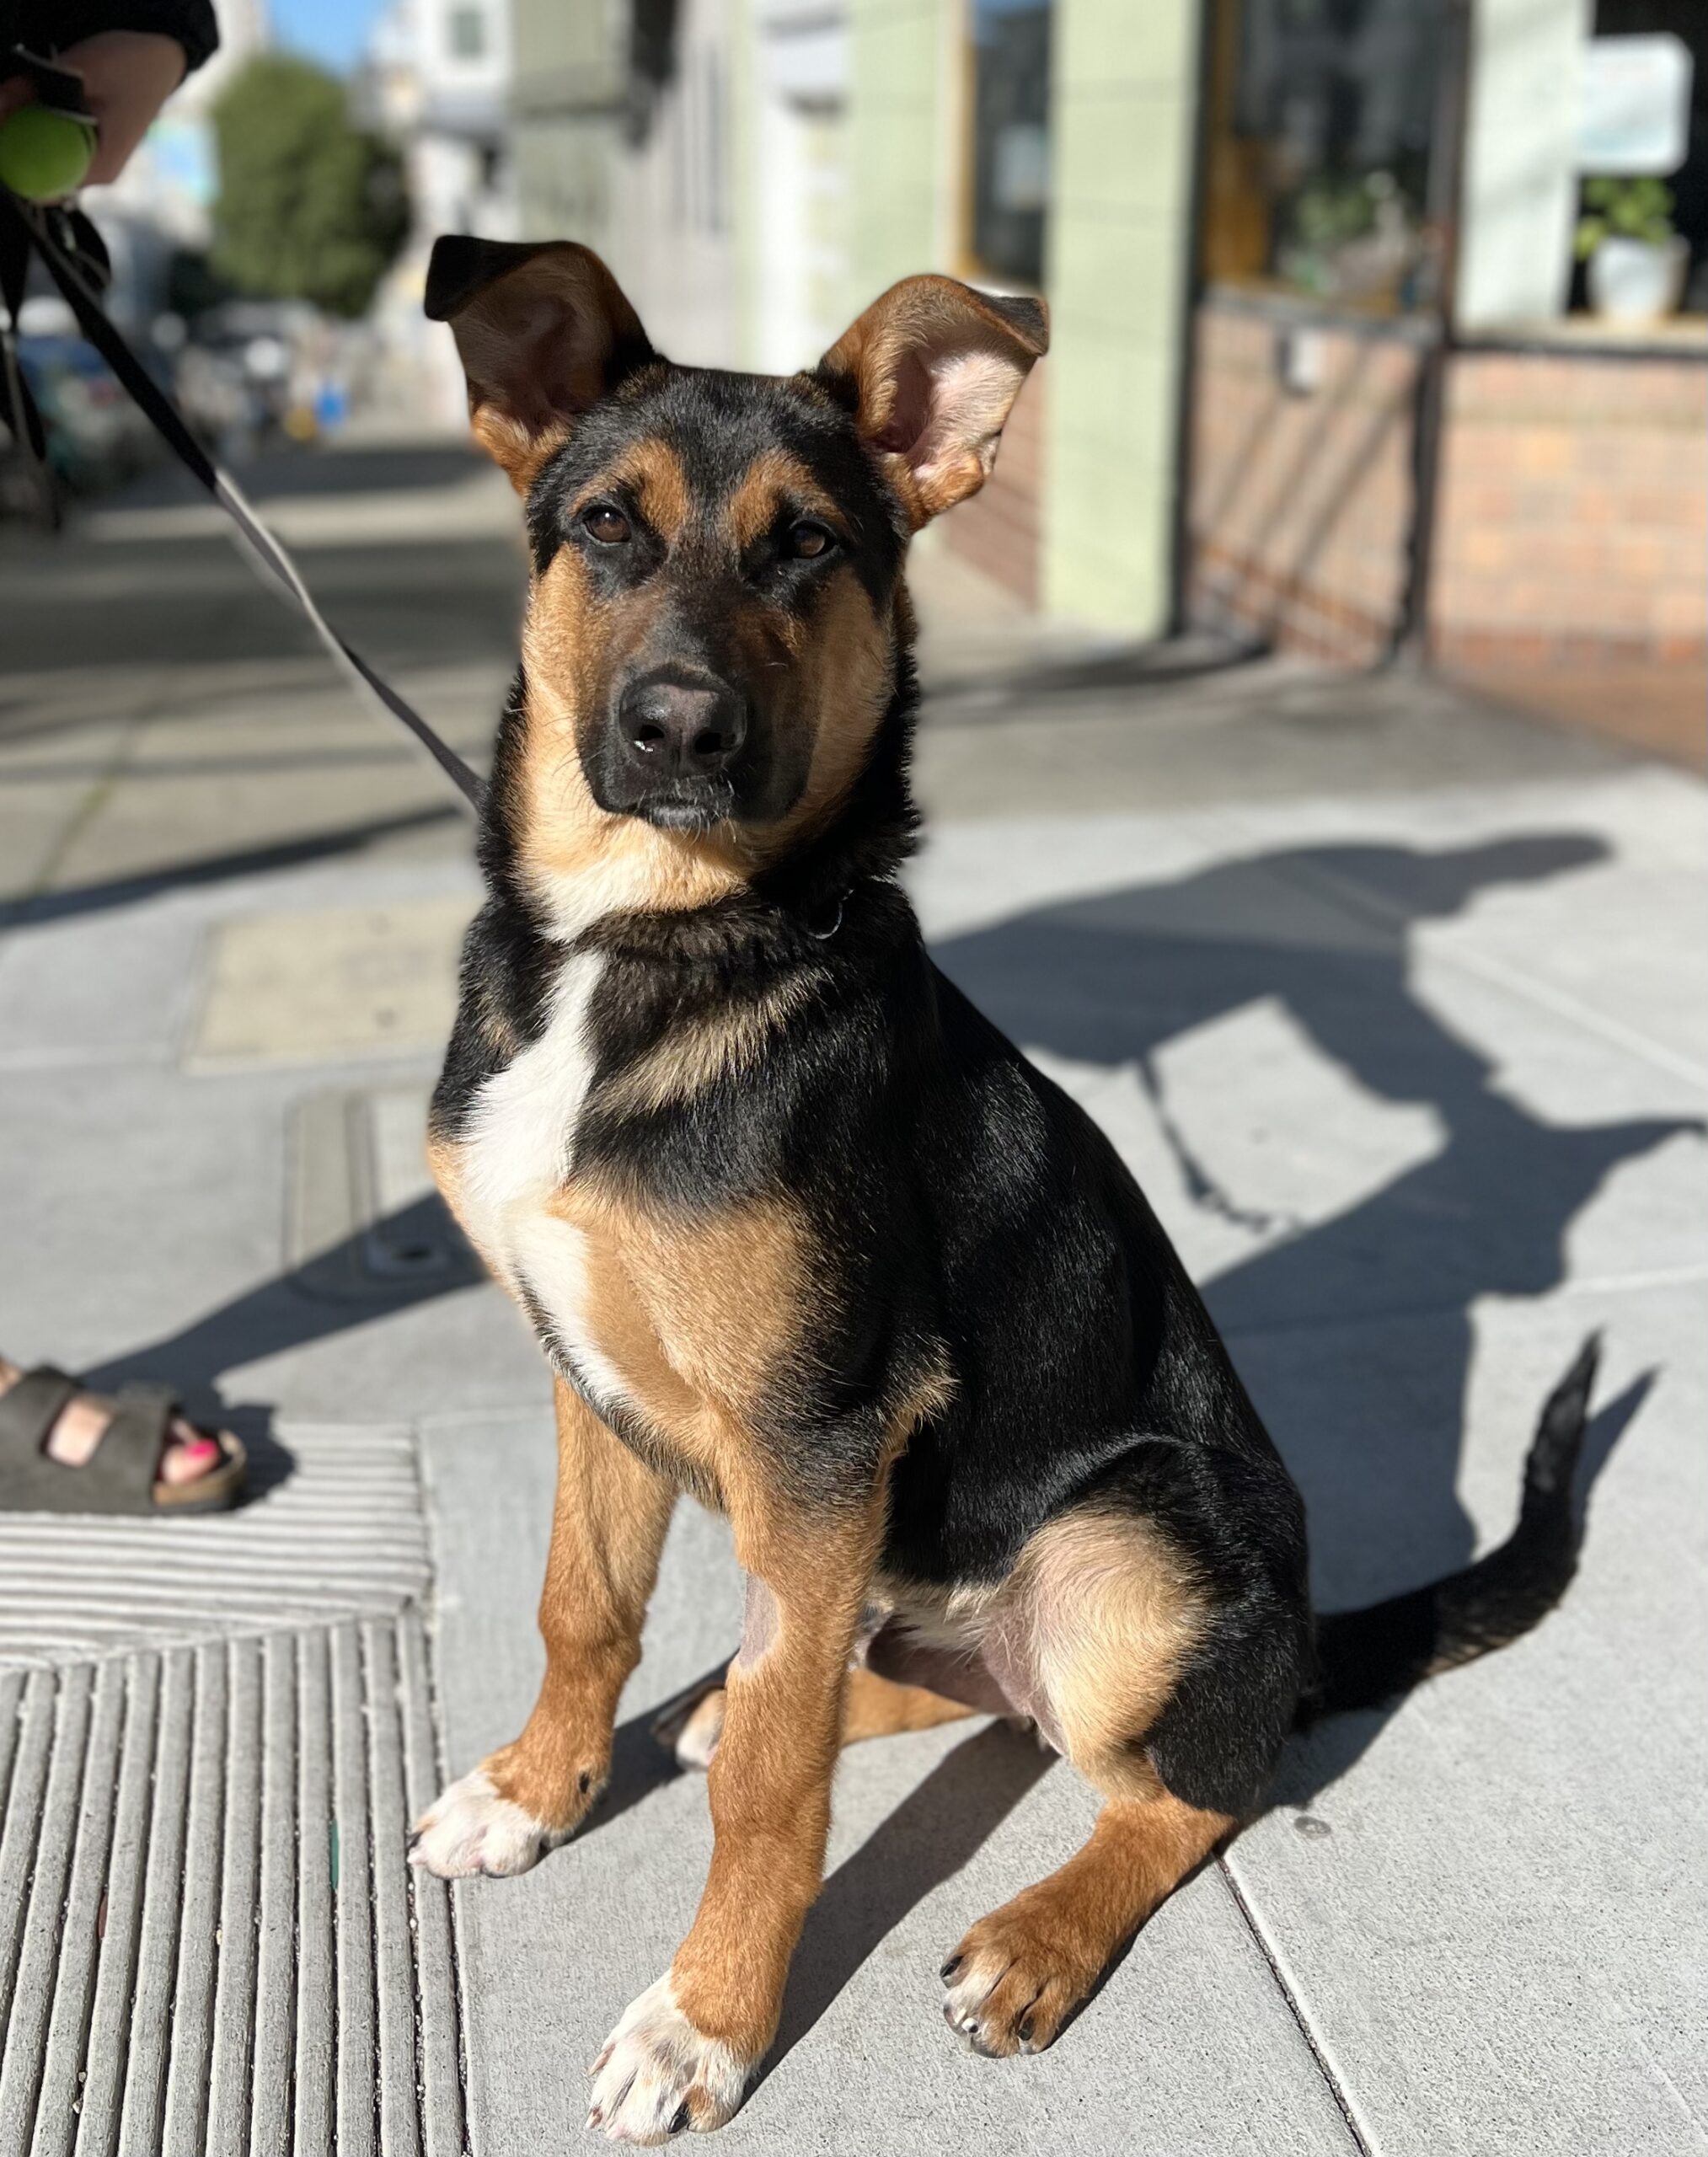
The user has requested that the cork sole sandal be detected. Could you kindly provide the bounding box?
[0,1366,247,1516]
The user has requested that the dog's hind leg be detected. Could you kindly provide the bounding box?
[843,1665,982,1740]
[410,1378,675,1877]
[940,1785,1231,2055]
[935,1490,1290,2057]
[659,1659,976,1769]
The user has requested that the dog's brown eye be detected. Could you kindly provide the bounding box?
[788,522,833,559]
[584,506,631,544]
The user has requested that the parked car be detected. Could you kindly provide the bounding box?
[6,333,161,503]
[174,299,319,458]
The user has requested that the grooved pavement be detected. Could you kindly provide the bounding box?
[0,1426,432,1669]
[0,1614,465,2157]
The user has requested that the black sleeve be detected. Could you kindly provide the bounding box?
[13,0,221,75]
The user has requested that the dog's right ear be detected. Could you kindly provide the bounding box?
[817,276,1047,527]
[425,236,655,492]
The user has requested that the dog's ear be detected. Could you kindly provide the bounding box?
[425,236,655,491]
[817,276,1047,527]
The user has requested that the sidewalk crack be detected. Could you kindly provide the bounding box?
[1218,1855,1373,2157]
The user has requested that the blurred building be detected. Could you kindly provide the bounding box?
[504,0,739,366]
[364,0,518,422]
[367,0,514,244]
[495,0,1705,755]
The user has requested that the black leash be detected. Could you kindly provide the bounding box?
[0,188,485,814]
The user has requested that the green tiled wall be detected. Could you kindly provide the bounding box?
[825,0,1204,632]
[849,0,952,303]
[508,0,624,249]
[1042,0,1202,632]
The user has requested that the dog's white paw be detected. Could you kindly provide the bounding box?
[585,1974,750,2143]
[408,1766,560,1879]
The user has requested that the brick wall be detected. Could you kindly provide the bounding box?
[1186,296,1424,666]
[941,360,1047,606]
[1431,350,1708,668]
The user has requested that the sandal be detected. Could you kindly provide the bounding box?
[0,1365,246,1516]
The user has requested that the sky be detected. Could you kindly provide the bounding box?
[268,0,387,74]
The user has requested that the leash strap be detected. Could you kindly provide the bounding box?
[0,190,486,813]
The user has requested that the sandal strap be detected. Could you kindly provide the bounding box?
[79,1384,179,1511]
[0,1370,177,1516]
[0,1365,82,1458]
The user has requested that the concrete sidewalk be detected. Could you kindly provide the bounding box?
[1,438,1705,2156]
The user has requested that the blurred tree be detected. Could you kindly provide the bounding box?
[210,56,409,319]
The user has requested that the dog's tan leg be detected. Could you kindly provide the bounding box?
[410,1378,674,1877]
[586,1490,881,2141]
[938,1501,1235,2055]
[660,1659,976,1771]
[939,1785,1233,2056]
[843,1664,980,1742]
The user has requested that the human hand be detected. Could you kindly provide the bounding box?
[0,31,188,188]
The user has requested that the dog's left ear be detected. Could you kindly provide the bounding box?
[426,235,655,492]
[817,276,1048,527]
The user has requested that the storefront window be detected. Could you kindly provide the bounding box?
[1202,0,1446,312]
[968,0,1052,288]
[1581,2,1707,314]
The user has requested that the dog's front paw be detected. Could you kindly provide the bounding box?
[408,1766,564,1879]
[585,1975,751,2142]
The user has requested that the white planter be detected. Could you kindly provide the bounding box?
[1587,236,1689,324]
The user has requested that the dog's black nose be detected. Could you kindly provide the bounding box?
[618,673,747,779]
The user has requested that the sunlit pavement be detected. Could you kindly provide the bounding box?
[1,435,1705,2155]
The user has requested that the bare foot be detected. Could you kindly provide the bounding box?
[0,1355,225,1486]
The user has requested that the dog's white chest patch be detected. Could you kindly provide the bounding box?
[456,949,628,1407]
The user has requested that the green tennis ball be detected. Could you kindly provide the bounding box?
[0,105,98,201]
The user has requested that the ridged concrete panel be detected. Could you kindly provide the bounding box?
[0,1615,466,2157]
[0,1426,431,1669]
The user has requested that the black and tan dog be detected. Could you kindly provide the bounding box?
[407,235,1598,2144]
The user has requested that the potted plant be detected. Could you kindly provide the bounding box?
[1576,178,1688,324]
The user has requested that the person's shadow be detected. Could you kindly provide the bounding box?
[935,833,1684,1592]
